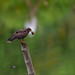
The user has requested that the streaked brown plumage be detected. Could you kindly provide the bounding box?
[8,28,34,43]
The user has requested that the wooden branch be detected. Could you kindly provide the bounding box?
[30,0,41,16]
[21,41,35,75]
[43,0,48,6]
[33,0,41,10]
[25,0,32,8]
[25,0,41,16]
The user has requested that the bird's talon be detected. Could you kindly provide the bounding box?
[21,41,25,44]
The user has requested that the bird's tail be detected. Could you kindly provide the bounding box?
[7,35,15,43]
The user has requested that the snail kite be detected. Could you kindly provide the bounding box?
[8,28,34,43]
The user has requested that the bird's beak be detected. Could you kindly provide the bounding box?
[31,31,34,35]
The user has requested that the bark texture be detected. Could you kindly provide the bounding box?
[21,42,35,75]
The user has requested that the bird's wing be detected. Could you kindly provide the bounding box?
[15,29,26,36]
[14,30,24,38]
[15,29,24,34]
[8,29,25,42]
[8,34,16,42]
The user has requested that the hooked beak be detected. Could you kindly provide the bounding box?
[31,31,34,35]
[31,30,34,35]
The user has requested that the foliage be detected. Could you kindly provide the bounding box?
[0,0,75,75]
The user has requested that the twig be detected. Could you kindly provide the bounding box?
[21,41,35,75]
[30,0,41,16]
[25,0,41,16]
[25,0,32,9]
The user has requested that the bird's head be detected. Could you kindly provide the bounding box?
[26,28,34,35]
[26,28,32,31]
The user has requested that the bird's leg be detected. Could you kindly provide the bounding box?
[20,39,25,44]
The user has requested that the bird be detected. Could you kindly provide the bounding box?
[7,28,34,43]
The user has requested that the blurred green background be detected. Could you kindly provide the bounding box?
[0,0,75,75]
